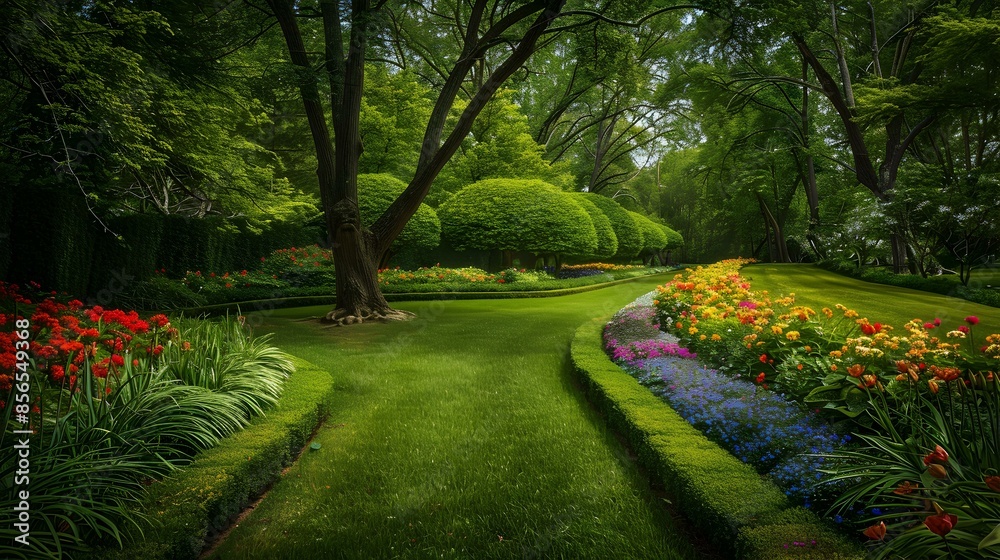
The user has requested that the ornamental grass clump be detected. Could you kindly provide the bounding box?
[0,281,294,557]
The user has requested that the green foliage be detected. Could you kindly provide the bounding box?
[570,316,862,559]
[357,174,440,252]
[569,193,619,258]
[438,179,597,256]
[77,357,335,560]
[825,373,1000,559]
[661,224,684,250]
[358,65,433,179]
[427,91,571,206]
[629,211,669,253]
[579,193,644,260]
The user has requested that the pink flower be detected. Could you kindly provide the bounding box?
[965,316,979,326]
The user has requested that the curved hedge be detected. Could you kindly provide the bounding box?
[438,179,597,256]
[629,211,668,253]
[569,193,618,258]
[579,193,643,260]
[570,317,862,560]
[357,174,440,251]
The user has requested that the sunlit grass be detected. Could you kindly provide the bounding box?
[210,275,706,559]
[744,264,1000,334]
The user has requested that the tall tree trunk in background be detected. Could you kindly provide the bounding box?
[267,0,566,324]
[799,57,824,260]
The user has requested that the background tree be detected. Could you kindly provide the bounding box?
[568,193,618,260]
[265,0,569,324]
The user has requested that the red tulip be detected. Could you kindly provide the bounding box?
[923,445,949,465]
[924,512,958,537]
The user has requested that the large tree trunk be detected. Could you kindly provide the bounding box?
[268,0,567,324]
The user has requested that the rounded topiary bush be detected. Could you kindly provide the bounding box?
[569,193,618,259]
[438,179,598,257]
[629,211,668,254]
[661,224,684,250]
[578,193,643,260]
[357,174,441,251]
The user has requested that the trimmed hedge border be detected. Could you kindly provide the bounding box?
[79,356,335,560]
[182,270,680,316]
[570,316,864,560]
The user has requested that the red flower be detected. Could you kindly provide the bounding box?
[863,521,886,541]
[958,325,970,334]
[923,322,935,329]
[149,314,170,328]
[893,481,916,495]
[756,372,766,383]
[934,318,941,326]
[965,316,979,326]
[860,322,882,335]
[111,354,125,367]
[923,445,949,465]
[50,365,65,383]
[759,354,768,364]
[924,512,958,537]
[986,476,1000,493]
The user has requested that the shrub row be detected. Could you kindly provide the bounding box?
[570,316,863,560]
[818,259,1000,308]
[79,356,335,560]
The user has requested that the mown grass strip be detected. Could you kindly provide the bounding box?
[206,281,706,559]
[570,316,864,560]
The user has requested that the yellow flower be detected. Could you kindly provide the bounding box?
[771,325,783,335]
[786,331,800,341]
[688,326,699,335]
[711,334,722,342]
[699,334,707,341]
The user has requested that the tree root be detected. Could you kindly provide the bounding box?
[321,307,416,326]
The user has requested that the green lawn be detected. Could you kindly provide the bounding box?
[209,275,707,560]
[744,264,1000,335]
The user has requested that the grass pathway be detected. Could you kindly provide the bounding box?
[209,275,706,560]
[744,264,1000,334]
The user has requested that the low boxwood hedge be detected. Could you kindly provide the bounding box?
[570,316,863,559]
[80,356,335,560]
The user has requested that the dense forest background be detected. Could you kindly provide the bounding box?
[2,0,998,285]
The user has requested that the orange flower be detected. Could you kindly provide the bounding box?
[927,464,948,479]
[862,521,886,541]
[859,374,878,389]
[847,364,865,378]
[830,364,838,372]
[928,380,939,394]
[893,481,916,495]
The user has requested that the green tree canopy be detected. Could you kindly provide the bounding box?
[578,193,643,260]
[569,193,618,258]
[438,179,597,257]
[357,174,440,253]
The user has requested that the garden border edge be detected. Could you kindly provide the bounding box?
[570,315,865,560]
[181,269,680,316]
[76,355,335,560]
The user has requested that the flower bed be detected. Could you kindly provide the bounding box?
[0,281,294,556]
[604,294,850,509]
[649,260,1000,558]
